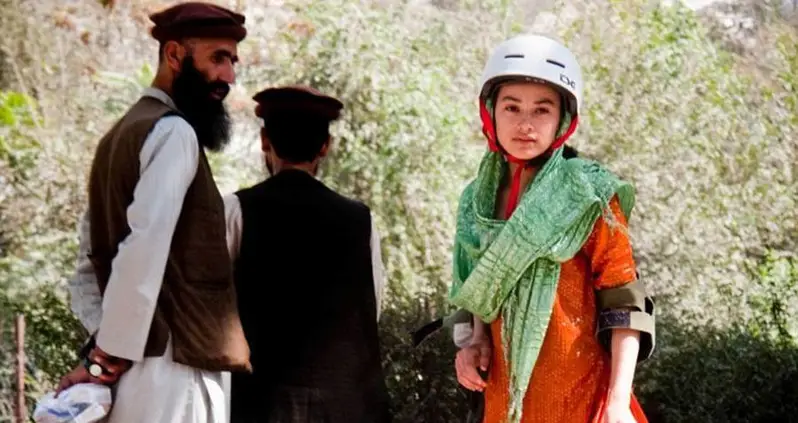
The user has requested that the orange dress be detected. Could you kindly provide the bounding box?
[483,198,648,423]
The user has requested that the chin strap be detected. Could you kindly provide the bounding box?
[504,155,528,219]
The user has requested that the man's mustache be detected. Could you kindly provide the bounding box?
[208,82,230,100]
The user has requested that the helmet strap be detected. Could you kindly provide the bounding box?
[504,155,528,219]
[480,99,500,152]
[550,115,578,150]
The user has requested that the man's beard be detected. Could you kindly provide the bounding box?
[172,57,231,152]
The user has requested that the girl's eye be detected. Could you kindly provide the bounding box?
[535,108,550,115]
[504,105,520,113]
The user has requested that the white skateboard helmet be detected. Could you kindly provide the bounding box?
[478,34,583,151]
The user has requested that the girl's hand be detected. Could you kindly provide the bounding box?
[603,396,636,423]
[454,337,491,392]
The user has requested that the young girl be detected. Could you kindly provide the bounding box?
[449,34,655,423]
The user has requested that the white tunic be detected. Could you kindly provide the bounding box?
[68,88,386,423]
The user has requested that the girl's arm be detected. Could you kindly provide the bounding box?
[471,314,489,344]
[585,196,656,391]
[608,328,640,402]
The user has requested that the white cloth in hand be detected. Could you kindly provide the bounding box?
[33,383,112,423]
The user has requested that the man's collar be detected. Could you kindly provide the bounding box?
[142,87,177,110]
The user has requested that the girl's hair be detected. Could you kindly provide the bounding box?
[562,145,579,159]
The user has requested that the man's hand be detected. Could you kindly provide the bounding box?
[88,346,133,379]
[55,346,132,396]
[454,337,491,392]
[55,364,94,397]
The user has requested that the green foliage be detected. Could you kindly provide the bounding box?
[567,0,797,330]
[637,327,798,423]
[379,302,468,422]
[636,251,798,422]
[747,252,798,342]
[0,284,86,418]
[0,91,40,184]
[1,286,86,380]
[638,324,798,422]
[0,91,37,127]
[776,30,798,123]
[94,63,155,115]
[0,91,58,305]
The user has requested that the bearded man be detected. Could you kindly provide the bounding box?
[57,3,251,422]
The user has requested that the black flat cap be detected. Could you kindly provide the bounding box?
[253,85,344,121]
[150,2,247,43]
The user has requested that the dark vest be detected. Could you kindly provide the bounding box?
[230,170,390,423]
[87,95,250,372]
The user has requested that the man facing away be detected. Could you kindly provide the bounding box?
[57,2,251,422]
[227,85,392,423]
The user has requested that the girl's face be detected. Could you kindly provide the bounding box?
[493,82,562,160]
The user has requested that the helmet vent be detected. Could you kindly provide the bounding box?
[504,54,524,59]
[546,59,565,68]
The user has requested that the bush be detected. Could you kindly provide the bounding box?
[564,0,797,329]
[0,285,86,420]
[636,252,798,423]
[637,325,798,423]
[0,90,43,286]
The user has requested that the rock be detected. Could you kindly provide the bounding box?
[778,0,798,18]
[694,0,762,54]
[687,0,797,55]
